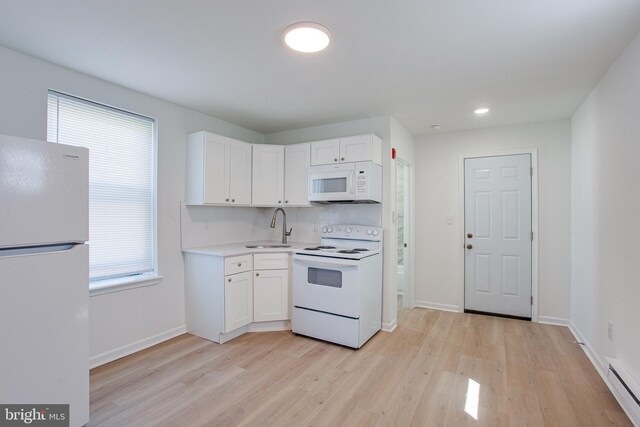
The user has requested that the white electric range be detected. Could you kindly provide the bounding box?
[292,224,383,348]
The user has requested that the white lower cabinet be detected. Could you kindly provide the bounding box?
[224,271,253,333]
[253,253,290,322]
[184,253,253,343]
[254,269,289,322]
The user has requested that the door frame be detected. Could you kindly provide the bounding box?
[396,157,414,309]
[457,148,539,322]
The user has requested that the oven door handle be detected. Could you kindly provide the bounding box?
[293,255,360,268]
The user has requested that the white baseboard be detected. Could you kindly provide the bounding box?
[90,325,187,369]
[248,320,291,332]
[568,322,639,426]
[567,322,607,374]
[414,300,461,313]
[538,316,571,327]
[382,319,397,332]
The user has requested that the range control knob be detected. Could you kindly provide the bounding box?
[366,229,373,235]
[327,227,333,233]
[372,230,379,236]
[345,227,352,234]
[321,226,328,233]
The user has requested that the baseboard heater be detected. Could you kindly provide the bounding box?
[607,358,640,426]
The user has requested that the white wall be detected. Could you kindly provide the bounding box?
[571,31,640,384]
[266,116,415,330]
[0,46,264,365]
[414,120,572,320]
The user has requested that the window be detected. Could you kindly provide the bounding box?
[47,91,156,284]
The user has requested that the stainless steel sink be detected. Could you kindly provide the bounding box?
[245,244,291,249]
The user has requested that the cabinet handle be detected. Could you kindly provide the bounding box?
[256,273,260,277]
[231,199,235,203]
[341,157,345,161]
[225,198,229,202]
[278,200,282,204]
[228,278,232,282]
[237,263,242,267]
[334,158,338,162]
[285,200,288,204]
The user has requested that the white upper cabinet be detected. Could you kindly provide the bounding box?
[186,131,252,206]
[228,139,252,205]
[284,143,311,206]
[340,134,382,165]
[310,134,382,166]
[252,145,285,206]
[310,139,340,166]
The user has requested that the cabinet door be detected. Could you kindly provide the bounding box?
[203,133,230,204]
[229,139,252,205]
[310,139,340,165]
[224,271,253,333]
[252,145,285,206]
[339,134,374,163]
[284,143,311,206]
[253,269,289,322]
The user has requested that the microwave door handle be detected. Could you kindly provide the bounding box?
[351,171,356,195]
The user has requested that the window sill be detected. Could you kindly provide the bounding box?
[89,274,163,297]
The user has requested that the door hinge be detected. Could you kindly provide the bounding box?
[531,231,534,241]
[531,296,534,305]
[530,167,533,176]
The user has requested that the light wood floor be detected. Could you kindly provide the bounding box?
[90,303,631,426]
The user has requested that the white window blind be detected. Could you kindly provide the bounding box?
[47,91,155,282]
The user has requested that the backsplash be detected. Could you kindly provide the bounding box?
[180,202,382,249]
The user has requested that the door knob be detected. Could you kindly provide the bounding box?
[466,244,473,250]
[467,233,473,239]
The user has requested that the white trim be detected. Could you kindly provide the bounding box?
[568,322,639,426]
[248,320,291,332]
[396,157,415,310]
[414,300,461,313]
[382,319,397,332]
[607,358,640,426]
[89,274,162,296]
[567,322,607,376]
[537,316,571,327]
[457,148,539,321]
[90,325,186,369]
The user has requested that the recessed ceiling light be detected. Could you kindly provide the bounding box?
[474,108,490,115]
[284,22,331,53]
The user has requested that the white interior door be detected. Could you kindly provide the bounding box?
[464,154,532,318]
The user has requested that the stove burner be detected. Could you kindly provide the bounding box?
[303,247,320,250]
[337,250,360,254]
[316,246,336,249]
[353,248,368,252]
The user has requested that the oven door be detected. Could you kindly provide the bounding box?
[293,254,360,318]
[308,168,356,202]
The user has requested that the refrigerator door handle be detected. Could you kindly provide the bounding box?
[0,243,83,258]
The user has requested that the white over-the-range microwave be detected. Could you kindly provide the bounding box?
[308,161,382,204]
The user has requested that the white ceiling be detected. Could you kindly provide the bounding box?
[1,1,639,136]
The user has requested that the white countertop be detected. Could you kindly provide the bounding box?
[183,240,319,257]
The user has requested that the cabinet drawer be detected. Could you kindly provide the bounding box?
[254,253,289,270]
[225,255,252,275]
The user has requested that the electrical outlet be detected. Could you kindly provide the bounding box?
[608,321,613,341]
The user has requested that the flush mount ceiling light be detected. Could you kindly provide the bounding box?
[284,22,331,53]
[474,108,490,115]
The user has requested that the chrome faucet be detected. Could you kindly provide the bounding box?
[270,208,292,244]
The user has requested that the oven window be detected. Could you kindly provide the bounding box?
[308,267,342,288]
[312,177,347,194]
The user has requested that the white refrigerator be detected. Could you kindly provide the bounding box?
[0,134,90,426]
